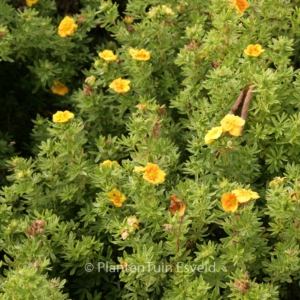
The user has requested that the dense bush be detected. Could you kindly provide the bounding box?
[1,0,300,299]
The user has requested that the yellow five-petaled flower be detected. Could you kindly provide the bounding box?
[108,188,126,207]
[109,78,131,94]
[220,114,245,136]
[134,163,166,184]
[102,160,120,167]
[26,0,39,6]
[232,0,250,14]
[244,44,265,57]
[205,126,223,144]
[221,193,239,212]
[129,48,151,61]
[99,50,118,62]
[231,188,260,203]
[58,16,78,38]
[51,81,68,96]
[52,110,74,123]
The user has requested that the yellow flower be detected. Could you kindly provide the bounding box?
[99,50,118,62]
[139,163,166,184]
[58,16,78,38]
[244,44,265,57]
[129,48,151,61]
[221,193,239,212]
[127,216,139,229]
[205,126,223,144]
[51,81,69,96]
[269,177,286,186]
[102,160,120,167]
[108,189,126,207]
[162,5,175,15]
[231,188,260,203]
[143,163,166,184]
[109,78,131,94]
[232,0,250,14]
[220,114,245,136]
[52,110,74,123]
[26,0,39,6]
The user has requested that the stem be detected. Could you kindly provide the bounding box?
[177,217,182,252]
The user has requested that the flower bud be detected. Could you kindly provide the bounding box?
[85,75,96,86]
[124,15,134,24]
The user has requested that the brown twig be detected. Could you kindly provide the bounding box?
[240,87,253,133]
[229,89,246,115]
[229,84,253,115]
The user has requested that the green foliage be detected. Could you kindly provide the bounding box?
[2,0,300,299]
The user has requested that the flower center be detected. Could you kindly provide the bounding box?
[227,194,237,205]
[236,0,246,9]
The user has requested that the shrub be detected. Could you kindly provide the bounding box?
[1,0,300,299]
